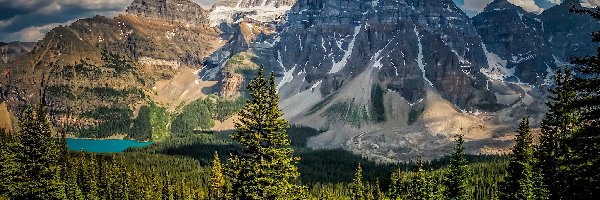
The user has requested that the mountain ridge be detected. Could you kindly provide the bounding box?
[0,0,597,161]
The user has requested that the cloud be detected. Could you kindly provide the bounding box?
[581,0,600,7]
[548,0,562,4]
[462,0,494,12]
[0,0,133,42]
[193,0,218,8]
[5,20,74,42]
[507,0,545,13]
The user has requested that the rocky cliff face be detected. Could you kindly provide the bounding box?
[214,0,296,7]
[473,0,553,85]
[540,0,599,60]
[126,0,210,24]
[272,0,493,113]
[473,0,600,86]
[209,0,295,26]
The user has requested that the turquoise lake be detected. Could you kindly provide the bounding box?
[66,139,153,153]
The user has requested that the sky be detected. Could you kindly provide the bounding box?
[0,0,597,43]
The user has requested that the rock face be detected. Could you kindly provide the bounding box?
[540,0,599,60]
[214,0,296,7]
[272,0,492,112]
[209,0,296,26]
[473,0,599,85]
[221,72,244,97]
[0,42,36,65]
[126,0,210,24]
[473,0,552,84]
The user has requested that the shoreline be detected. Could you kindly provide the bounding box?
[65,133,152,143]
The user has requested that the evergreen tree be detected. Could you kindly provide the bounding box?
[562,5,600,199]
[499,117,541,200]
[444,134,470,200]
[350,163,365,200]
[226,66,305,199]
[535,68,579,200]
[0,128,19,198]
[14,105,65,199]
[373,178,385,200]
[410,157,434,200]
[209,152,225,200]
[389,167,403,200]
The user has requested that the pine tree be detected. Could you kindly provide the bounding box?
[78,153,99,200]
[499,117,539,200]
[0,128,19,198]
[444,134,470,200]
[535,68,579,200]
[14,105,66,199]
[226,66,305,199]
[389,167,403,199]
[373,178,385,200]
[410,157,434,200]
[209,152,225,200]
[562,5,600,199]
[350,163,365,199]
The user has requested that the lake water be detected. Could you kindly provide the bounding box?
[66,138,153,153]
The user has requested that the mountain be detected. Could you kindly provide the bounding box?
[0,0,597,161]
[0,1,224,138]
[473,0,552,85]
[0,42,36,66]
[473,0,599,85]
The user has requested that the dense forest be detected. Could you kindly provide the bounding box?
[1,5,599,200]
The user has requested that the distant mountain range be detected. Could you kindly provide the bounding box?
[0,0,597,161]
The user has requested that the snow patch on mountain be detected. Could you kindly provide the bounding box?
[277,65,296,90]
[329,25,361,74]
[414,26,433,86]
[209,5,291,26]
[480,43,513,81]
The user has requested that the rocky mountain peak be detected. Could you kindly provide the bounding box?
[214,0,296,8]
[483,0,528,13]
[126,0,209,24]
[209,0,295,26]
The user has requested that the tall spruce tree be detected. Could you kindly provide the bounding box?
[373,178,385,200]
[14,105,65,199]
[563,5,600,199]
[444,134,470,200]
[226,66,305,199]
[499,117,542,200]
[209,152,225,200]
[350,163,365,200]
[410,157,434,200]
[0,128,19,198]
[535,68,579,200]
[388,167,403,200]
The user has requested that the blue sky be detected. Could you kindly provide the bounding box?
[0,0,595,42]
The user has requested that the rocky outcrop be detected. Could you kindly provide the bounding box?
[221,72,244,97]
[126,0,209,24]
